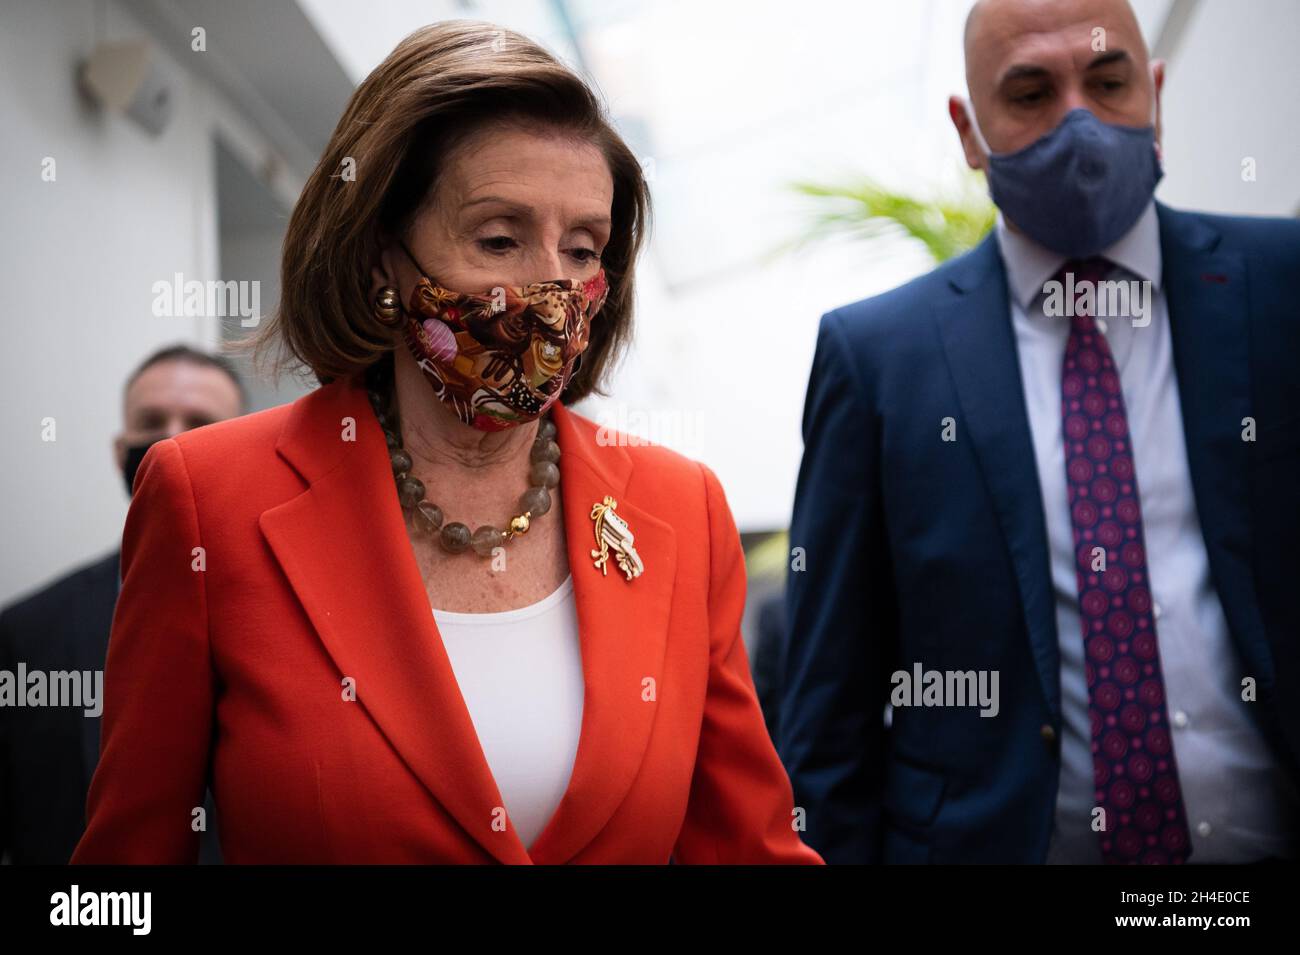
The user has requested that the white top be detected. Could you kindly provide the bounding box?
[998,201,1300,863]
[432,574,584,852]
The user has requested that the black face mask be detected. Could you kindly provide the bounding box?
[122,438,164,497]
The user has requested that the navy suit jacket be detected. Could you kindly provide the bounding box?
[0,550,222,864]
[779,202,1300,863]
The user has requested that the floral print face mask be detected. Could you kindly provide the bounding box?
[395,238,609,431]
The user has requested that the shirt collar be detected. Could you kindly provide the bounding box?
[995,199,1162,310]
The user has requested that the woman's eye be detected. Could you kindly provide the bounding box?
[478,236,518,253]
[568,248,601,264]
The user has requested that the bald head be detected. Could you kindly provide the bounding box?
[951,0,1162,163]
[965,0,1143,59]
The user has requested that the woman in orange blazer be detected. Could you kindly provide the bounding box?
[72,21,821,865]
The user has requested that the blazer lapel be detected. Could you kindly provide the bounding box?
[259,377,529,864]
[259,377,677,864]
[935,236,1062,719]
[1157,203,1274,688]
[525,401,677,864]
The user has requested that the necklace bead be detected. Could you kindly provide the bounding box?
[440,522,472,553]
[364,362,559,558]
[413,501,443,533]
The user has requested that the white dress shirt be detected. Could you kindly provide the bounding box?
[432,573,584,852]
[996,201,1300,863]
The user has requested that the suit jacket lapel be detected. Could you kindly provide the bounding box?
[1157,203,1274,687]
[525,400,677,864]
[260,377,530,864]
[935,236,1062,719]
[259,377,677,864]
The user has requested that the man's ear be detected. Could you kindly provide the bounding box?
[112,432,125,473]
[949,95,986,171]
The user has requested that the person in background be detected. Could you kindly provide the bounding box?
[780,0,1300,863]
[0,344,244,864]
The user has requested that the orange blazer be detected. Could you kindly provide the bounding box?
[71,375,823,864]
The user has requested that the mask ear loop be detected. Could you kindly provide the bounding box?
[960,95,994,158]
[395,236,435,284]
[373,236,436,328]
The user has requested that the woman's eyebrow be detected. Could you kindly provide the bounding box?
[573,214,612,231]
[461,197,610,231]
[460,195,535,216]
[465,194,525,209]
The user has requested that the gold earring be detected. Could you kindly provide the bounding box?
[374,286,403,326]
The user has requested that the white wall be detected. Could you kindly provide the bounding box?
[1154,0,1300,216]
[0,0,284,604]
[219,229,291,412]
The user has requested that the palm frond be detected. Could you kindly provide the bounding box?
[787,169,996,264]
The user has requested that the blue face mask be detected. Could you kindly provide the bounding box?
[965,104,1163,258]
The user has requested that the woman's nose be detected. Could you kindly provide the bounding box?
[523,247,570,284]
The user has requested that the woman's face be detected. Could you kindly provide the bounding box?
[392,124,614,294]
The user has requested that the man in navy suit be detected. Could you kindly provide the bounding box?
[0,345,241,864]
[779,0,1300,863]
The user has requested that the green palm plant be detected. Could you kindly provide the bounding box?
[745,168,995,577]
[786,167,996,264]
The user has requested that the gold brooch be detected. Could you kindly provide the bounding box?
[590,496,644,581]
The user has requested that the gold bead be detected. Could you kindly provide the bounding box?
[508,513,530,536]
[374,286,402,326]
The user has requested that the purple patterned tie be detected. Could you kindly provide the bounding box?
[1057,256,1192,864]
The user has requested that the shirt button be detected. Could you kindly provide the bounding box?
[1197,821,1212,837]
[1096,317,1109,334]
[1040,724,1057,744]
[1173,710,1189,729]
[1153,602,1163,619]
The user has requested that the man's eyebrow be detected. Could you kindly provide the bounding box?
[996,48,1133,87]
[1086,49,1132,70]
[998,63,1052,85]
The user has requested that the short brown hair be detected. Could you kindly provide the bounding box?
[238,20,651,402]
[126,343,247,412]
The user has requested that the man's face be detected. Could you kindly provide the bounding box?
[113,360,243,478]
[952,0,1162,165]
